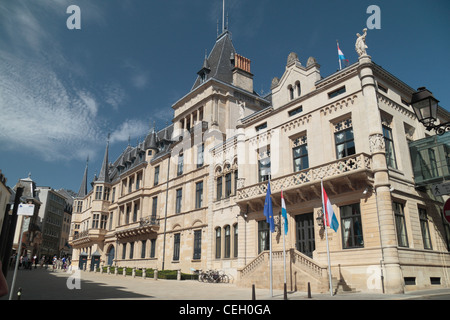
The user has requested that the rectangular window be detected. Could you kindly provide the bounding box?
[328,86,346,99]
[129,242,134,259]
[92,214,99,229]
[128,177,134,193]
[225,173,232,198]
[133,202,139,222]
[136,172,142,189]
[233,224,238,258]
[216,177,222,201]
[195,181,203,209]
[197,143,204,168]
[122,243,126,259]
[176,188,182,213]
[419,208,432,250]
[234,170,238,195]
[108,212,113,230]
[141,240,146,258]
[111,188,116,203]
[335,125,355,159]
[154,166,160,186]
[288,106,303,117]
[173,233,180,261]
[340,203,364,249]
[152,197,158,220]
[150,239,156,258]
[193,230,202,260]
[95,186,103,200]
[383,125,398,169]
[177,153,184,176]
[103,187,110,201]
[215,227,221,259]
[100,214,108,229]
[258,221,270,254]
[293,136,309,172]
[224,225,231,258]
[255,122,267,132]
[258,151,271,182]
[393,202,409,247]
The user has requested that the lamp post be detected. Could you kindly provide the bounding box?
[411,87,449,135]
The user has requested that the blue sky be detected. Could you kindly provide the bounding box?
[0,0,449,193]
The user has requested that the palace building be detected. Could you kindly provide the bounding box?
[69,26,450,294]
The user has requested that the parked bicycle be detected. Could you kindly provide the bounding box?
[198,269,229,283]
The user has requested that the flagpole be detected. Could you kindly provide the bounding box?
[269,179,273,297]
[281,190,287,298]
[337,40,342,70]
[282,214,287,295]
[321,179,334,296]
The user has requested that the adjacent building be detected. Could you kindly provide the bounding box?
[69,27,450,294]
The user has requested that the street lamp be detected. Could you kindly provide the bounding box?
[411,87,449,135]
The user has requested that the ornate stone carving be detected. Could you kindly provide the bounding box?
[287,52,299,66]
[369,133,385,153]
[355,28,368,57]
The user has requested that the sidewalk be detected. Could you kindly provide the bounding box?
[2,267,450,300]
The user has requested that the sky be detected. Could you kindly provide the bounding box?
[0,0,449,194]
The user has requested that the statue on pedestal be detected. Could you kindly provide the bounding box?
[356,28,368,57]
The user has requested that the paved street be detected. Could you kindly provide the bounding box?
[2,267,450,301]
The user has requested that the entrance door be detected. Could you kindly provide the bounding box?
[295,213,315,258]
[107,246,115,265]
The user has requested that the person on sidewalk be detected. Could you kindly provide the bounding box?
[0,261,8,297]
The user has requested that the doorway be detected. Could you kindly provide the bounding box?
[295,213,315,258]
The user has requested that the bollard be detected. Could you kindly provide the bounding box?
[123,267,126,277]
[177,269,181,281]
[132,267,136,278]
[143,268,146,279]
[284,283,288,300]
[252,284,256,300]
[307,282,312,298]
[154,269,158,280]
[115,266,118,275]
[17,288,22,300]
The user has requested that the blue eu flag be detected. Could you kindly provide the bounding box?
[264,180,275,233]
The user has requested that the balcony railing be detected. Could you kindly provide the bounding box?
[237,153,372,201]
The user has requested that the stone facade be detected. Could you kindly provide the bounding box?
[69,30,450,294]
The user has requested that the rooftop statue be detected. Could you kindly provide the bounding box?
[355,28,368,57]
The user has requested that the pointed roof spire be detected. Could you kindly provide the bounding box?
[97,135,110,183]
[77,157,89,198]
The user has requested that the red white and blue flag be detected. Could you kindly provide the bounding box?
[322,184,339,232]
[337,43,349,68]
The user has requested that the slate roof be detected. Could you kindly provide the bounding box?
[191,31,236,90]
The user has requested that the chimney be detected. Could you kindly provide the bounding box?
[233,54,253,92]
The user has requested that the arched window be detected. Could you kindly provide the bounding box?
[288,85,294,100]
[215,227,221,259]
[295,81,301,97]
[224,225,231,258]
[233,224,238,258]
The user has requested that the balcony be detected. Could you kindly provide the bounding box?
[71,228,107,246]
[236,153,372,210]
[409,131,450,187]
[115,216,160,239]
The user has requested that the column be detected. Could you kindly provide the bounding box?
[358,54,403,294]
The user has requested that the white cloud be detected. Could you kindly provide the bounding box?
[110,119,149,144]
[0,51,104,162]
